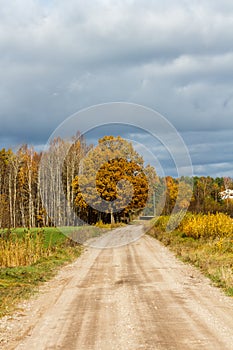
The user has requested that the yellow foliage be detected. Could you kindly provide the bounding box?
[179,213,233,239]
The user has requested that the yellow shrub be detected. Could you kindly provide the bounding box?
[179,213,233,239]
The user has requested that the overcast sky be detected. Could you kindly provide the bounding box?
[0,0,233,177]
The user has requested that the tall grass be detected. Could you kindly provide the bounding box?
[0,230,53,267]
[150,212,233,295]
[0,228,82,317]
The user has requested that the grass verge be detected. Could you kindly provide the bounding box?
[148,223,233,297]
[0,228,82,317]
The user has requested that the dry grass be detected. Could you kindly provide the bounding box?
[149,214,233,296]
[0,228,82,317]
[0,230,52,268]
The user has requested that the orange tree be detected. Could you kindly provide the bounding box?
[72,136,155,224]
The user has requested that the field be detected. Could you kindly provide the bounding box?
[148,213,233,296]
[0,227,82,317]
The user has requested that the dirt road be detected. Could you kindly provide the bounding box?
[1,225,233,349]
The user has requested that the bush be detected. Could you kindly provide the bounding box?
[179,213,233,239]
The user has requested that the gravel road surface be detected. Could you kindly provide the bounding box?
[1,224,233,349]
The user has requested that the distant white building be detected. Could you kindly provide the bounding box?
[220,189,233,200]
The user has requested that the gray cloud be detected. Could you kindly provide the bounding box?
[0,0,232,176]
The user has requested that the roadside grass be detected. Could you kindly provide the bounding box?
[2,227,78,247]
[0,227,82,317]
[148,216,233,297]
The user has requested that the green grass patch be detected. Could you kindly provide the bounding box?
[1,227,72,247]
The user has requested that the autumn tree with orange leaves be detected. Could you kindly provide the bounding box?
[72,136,154,224]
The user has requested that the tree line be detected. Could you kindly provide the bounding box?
[0,135,155,228]
[0,136,86,229]
[0,135,232,229]
[161,175,233,216]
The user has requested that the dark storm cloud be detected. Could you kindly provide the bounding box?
[0,0,232,176]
